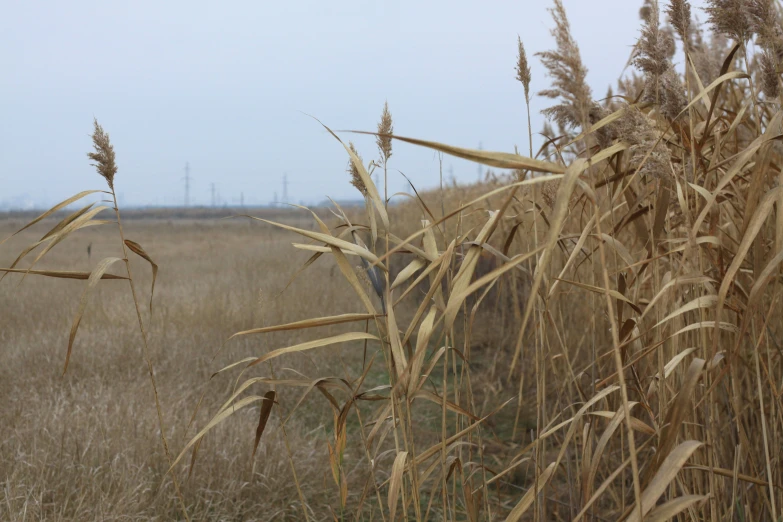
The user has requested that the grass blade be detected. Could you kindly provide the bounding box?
[0,190,104,246]
[124,239,158,314]
[0,268,126,280]
[251,391,276,462]
[624,441,703,522]
[246,332,379,369]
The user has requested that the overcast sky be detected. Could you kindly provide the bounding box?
[1,0,707,208]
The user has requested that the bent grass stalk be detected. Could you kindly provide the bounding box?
[91,121,192,522]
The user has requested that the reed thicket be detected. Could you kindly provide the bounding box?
[3,0,783,520]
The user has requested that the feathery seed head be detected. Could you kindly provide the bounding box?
[634,4,672,77]
[749,0,783,53]
[537,0,593,131]
[589,103,617,148]
[347,142,367,196]
[666,0,692,44]
[516,36,532,99]
[659,67,687,120]
[640,0,655,22]
[87,118,117,191]
[690,25,730,82]
[760,50,780,97]
[617,105,671,179]
[376,102,393,163]
[634,1,687,121]
[705,0,753,42]
[662,26,677,59]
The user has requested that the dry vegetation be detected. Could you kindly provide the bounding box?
[4,0,783,520]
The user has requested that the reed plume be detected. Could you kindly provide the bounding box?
[640,0,654,22]
[516,35,535,163]
[516,36,532,101]
[537,0,592,131]
[666,0,692,45]
[634,0,687,121]
[617,105,671,179]
[759,49,780,97]
[347,141,367,196]
[749,0,783,55]
[705,0,753,42]
[87,118,117,191]
[376,101,393,163]
[690,21,730,82]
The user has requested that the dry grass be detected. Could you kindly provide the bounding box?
[0,215,361,520]
[3,0,783,520]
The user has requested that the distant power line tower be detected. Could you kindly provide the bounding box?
[211,183,216,207]
[240,192,244,208]
[282,173,289,204]
[182,162,192,207]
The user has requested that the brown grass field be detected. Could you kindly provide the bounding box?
[0,207,533,521]
[0,213,358,519]
[4,0,783,520]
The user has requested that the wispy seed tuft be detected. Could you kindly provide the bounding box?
[759,50,780,97]
[537,0,593,131]
[634,1,687,121]
[749,0,783,54]
[87,118,117,191]
[705,0,753,42]
[690,23,730,82]
[666,0,692,44]
[616,105,671,179]
[635,3,672,79]
[347,142,367,196]
[640,0,655,22]
[516,36,532,99]
[376,102,393,163]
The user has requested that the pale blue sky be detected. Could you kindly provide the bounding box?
[1,0,706,208]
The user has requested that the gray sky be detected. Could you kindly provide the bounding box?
[1,0,707,208]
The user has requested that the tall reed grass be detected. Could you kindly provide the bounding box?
[3,0,783,520]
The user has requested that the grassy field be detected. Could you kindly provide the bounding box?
[0,213,356,519]
[0,209,528,521]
